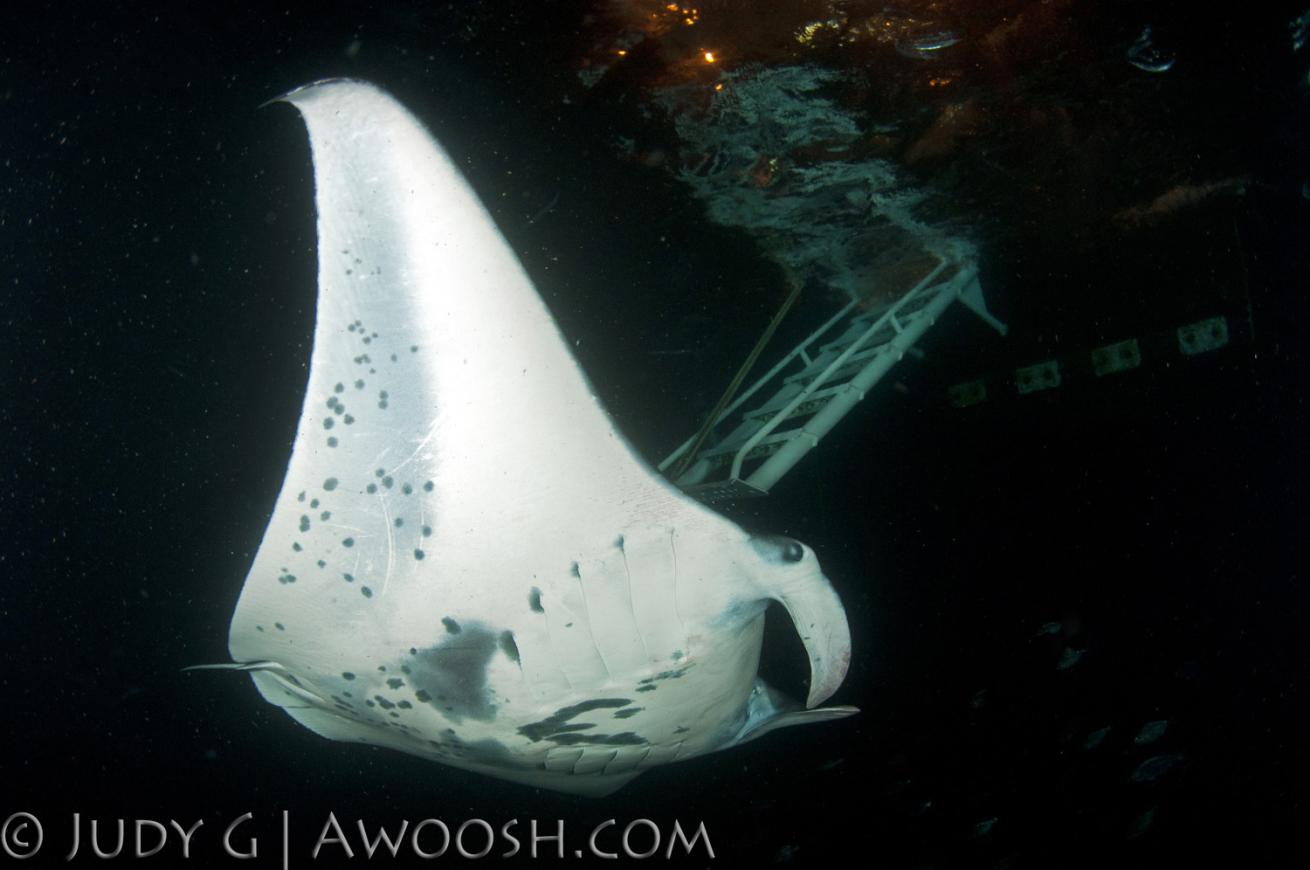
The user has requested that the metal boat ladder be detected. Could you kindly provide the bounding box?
[659,249,1007,504]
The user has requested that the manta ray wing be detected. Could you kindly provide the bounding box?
[222,79,855,796]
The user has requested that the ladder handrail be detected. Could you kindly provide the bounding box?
[727,257,962,481]
[657,296,860,472]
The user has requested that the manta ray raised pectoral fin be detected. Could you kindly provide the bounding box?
[217,78,856,796]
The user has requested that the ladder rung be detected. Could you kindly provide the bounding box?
[745,383,850,422]
[680,478,767,504]
[784,344,884,386]
[818,321,874,354]
[701,428,800,461]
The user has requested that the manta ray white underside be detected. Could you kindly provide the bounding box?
[220,78,856,796]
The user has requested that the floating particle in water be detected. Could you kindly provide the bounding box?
[1130,753,1185,783]
[1083,726,1111,751]
[1035,621,1062,637]
[1056,647,1085,670]
[1292,9,1309,53]
[1128,804,1158,839]
[1127,25,1176,73]
[1134,719,1168,745]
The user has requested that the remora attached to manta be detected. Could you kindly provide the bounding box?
[214,78,856,796]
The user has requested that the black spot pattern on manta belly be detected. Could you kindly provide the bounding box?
[528,587,544,613]
[638,667,689,686]
[499,631,520,665]
[518,699,632,742]
[408,626,499,723]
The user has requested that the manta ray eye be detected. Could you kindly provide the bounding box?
[749,534,806,564]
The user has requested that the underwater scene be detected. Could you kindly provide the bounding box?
[6,1,1310,867]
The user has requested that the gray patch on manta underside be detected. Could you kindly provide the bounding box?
[463,737,518,763]
[441,736,541,771]
[408,625,499,723]
[546,731,645,746]
[518,698,632,742]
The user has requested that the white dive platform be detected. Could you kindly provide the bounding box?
[660,244,1007,504]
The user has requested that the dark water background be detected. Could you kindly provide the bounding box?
[5,1,1310,866]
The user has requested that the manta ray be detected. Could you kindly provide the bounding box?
[209,78,856,796]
